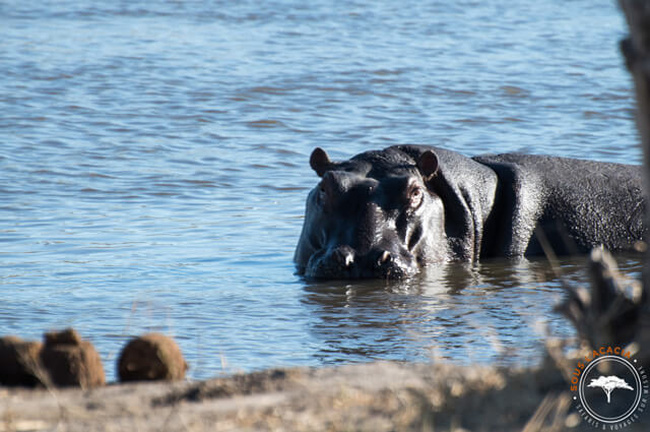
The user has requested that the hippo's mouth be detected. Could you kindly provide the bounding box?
[303,246,419,280]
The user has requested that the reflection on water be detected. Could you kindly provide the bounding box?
[0,0,642,380]
[301,255,643,366]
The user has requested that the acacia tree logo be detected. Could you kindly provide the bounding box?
[572,352,648,428]
[587,376,634,404]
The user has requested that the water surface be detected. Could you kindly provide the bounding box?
[0,0,642,380]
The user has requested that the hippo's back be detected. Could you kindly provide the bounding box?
[473,153,645,256]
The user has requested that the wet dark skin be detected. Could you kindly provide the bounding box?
[294,145,646,280]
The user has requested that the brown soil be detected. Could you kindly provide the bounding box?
[118,333,188,382]
[0,337,42,388]
[40,329,105,388]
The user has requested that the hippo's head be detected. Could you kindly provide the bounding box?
[294,147,450,279]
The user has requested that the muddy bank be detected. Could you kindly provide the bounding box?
[2,358,647,432]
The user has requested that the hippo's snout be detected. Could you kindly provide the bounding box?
[305,245,417,280]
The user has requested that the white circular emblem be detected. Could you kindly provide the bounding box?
[572,349,648,429]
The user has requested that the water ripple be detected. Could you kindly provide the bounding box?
[0,0,641,381]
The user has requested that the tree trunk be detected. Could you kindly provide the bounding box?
[620,0,650,364]
[620,0,650,284]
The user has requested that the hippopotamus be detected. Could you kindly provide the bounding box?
[294,145,646,279]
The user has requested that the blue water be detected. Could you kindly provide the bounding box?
[0,0,642,381]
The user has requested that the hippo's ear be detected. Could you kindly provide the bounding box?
[310,147,332,177]
[417,150,439,181]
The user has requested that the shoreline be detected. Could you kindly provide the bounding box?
[5,356,645,432]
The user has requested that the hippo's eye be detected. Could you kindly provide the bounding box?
[317,185,327,206]
[408,186,424,209]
